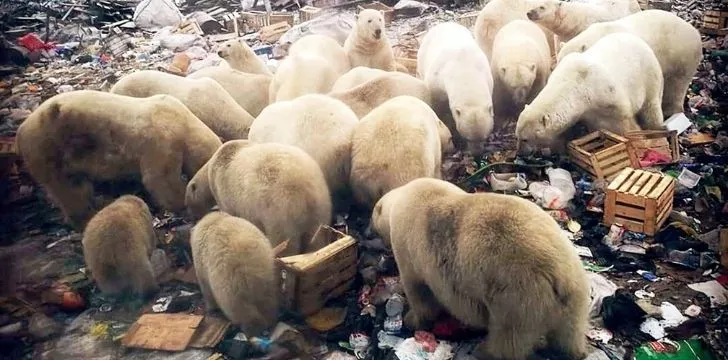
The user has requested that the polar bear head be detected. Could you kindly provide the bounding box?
[499,63,538,107]
[356,9,385,42]
[526,0,563,23]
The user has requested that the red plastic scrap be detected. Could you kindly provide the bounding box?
[414,331,437,352]
[17,33,56,52]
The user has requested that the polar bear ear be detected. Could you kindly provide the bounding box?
[500,67,506,74]
[530,64,536,72]
[455,108,462,118]
[189,181,197,193]
[580,45,587,52]
[578,67,589,79]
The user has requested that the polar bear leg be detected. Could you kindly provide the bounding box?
[400,262,443,329]
[662,76,690,117]
[640,97,666,130]
[46,177,95,229]
[140,153,186,212]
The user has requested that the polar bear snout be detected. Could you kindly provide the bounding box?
[527,9,539,20]
[374,29,382,39]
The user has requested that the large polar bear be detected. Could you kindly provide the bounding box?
[191,211,279,336]
[83,195,157,297]
[110,70,255,140]
[248,94,359,205]
[557,9,701,116]
[350,96,443,208]
[269,34,351,103]
[473,0,556,59]
[187,66,271,117]
[217,38,272,76]
[370,178,590,360]
[491,19,552,115]
[516,33,664,152]
[331,66,389,92]
[16,90,222,229]
[343,9,397,71]
[417,22,494,154]
[328,71,432,117]
[527,0,640,42]
[184,141,331,256]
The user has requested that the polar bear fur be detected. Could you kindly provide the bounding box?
[473,0,556,59]
[187,66,271,117]
[370,177,590,360]
[185,141,331,256]
[217,38,272,76]
[110,70,255,140]
[248,94,359,202]
[557,10,701,116]
[350,96,443,208]
[491,20,552,115]
[331,66,389,92]
[516,33,664,152]
[527,0,639,42]
[328,71,432,118]
[343,9,397,71]
[83,195,157,297]
[269,34,351,103]
[417,22,494,154]
[191,211,279,335]
[16,90,221,229]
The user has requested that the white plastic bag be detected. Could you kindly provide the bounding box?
[133,0,184,30]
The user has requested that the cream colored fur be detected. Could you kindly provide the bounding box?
[191,211,279,335]
[350,96,443,208]
[16,90,221,229]
[187,66,271,117]
[217,38,272,76]
[331,66,389,92]
[371,178,590,360]
[527,0,639,42]
[516,33,664,152]
[83,195,157,297]
[343,9,396,71]
[269,34,351,103]
[557,9,701,116]
[185,141,331,256]
[110,70,255,140]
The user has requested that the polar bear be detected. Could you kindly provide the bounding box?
[331,66,389,92]
[110,70,255,140]
[185,140,331,256]
[269,34,351,103]
[187,66,271,117]
[516,33,664,152]
[370,177,590,360]
[328,71,432,117]
[527,0,639,42]
[16,90,221,229]
[417,22,494,154]
[350,96,443,208]
[343,9,397,71]
[557,10,701,116]
[217,38,272,76]
[491,20,552,115]
[248,94,359,204]
[473,0,556,59]
[191,211,279,335]
[83,195,157,297]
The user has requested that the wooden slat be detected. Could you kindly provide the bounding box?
[607,167,634,191]
[648,176,673,199]
[644,198,657,235]
[591,153,604,179]
[614,204,646,220]
[602,159,633,179]
[655,200,672,232]
[616,192,646,207]
[629,171,653,194]
[595,142,627,160]
[618,169,643,192]
[604,190,617,223]
[570,131,602,146]
[582,141,608,152]
[570,155,597,176]
[657,181,675,210]
[612,216,645,233]
[602,129,629,143]
[637,173,661,197]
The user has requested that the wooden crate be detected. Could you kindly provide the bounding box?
[604,168,675,235]
[358,2,394,25]
[625,130,679,166]
[637,0,648,10]
[458,11,479,30]
[269,13,295,27]
[567,130,638,180]
[648,0,671,11]
[278,226,358,316]
[702,10,728,35]
[300,6,322,22]
[240,11,269,33]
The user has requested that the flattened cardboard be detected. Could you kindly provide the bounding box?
[121,314,203,351]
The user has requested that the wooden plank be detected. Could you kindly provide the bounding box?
[618,169,643,193]
[647,176,673,199]
[189,316,231,349]
[643,198,657,235]
[657,181,675,210]
[614,204,646,220]
[629,171,652,194]
[604,190,617,223]
[582,141,608,152]
[601,157,633,179]
[595,143,627,161]
[570,131,601,146]
[602,129,629,143]
[637,173,660,197]
[590,153,604,179]
[570,155,597,176]
[607,167,634,191]
[616,192,646,207]
[654,199,673,234]
[612,216,645,233]
[278,235,355,271]
[298,263,357,294]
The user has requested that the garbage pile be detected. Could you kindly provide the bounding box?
[0,1,727,360]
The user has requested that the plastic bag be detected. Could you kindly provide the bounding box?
[133,0,183,30]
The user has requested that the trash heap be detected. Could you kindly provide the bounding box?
[1,1,728,360]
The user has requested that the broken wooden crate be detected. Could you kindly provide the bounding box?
[300,5,323,22]
[625,130,679,167]
[277,225,357,316]
[357,1,394,25]
[259,22,292,43]
[702,10,728,35]
[567,130,638,180]
[604,167,675,235]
